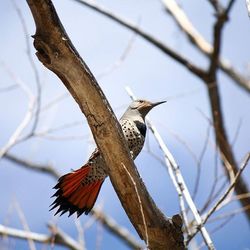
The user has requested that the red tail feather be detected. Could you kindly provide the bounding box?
[50,165,104,217]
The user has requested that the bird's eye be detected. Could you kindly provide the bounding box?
[139,100,143,103]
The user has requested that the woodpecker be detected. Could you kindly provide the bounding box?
[50,99,166,217]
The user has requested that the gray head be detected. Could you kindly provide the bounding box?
[122,99,166,120]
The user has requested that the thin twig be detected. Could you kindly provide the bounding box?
[187,153,250,243]
[144,140,191,237]
[4,153,60,178]
[90,207,144,250]
[208,204,250,224]
[168,129,199,167]
[73,217,85,250]
[208,0,235,77]
[151,129,191,237]
[203,0,250,221]
[121,163,148,249]
[223,192,250,205]
[208,0,224,12]
[196,105,250,215]
[202,147,220,212]
[198,204,250,249]
[41,92,69,113]
[97,26,138,79]
[192,125,210,200]
[0,64,35,159]
[231,118,242,147]
[162,0,250,93]
[34,134,89,141]
[0,223,82,250]
[95,218,104,250]
[0,84,19,92]
[34,121,84,135]
[12,0,42,135]
[205,153,250,217]
[14,201,36,250]
[72,0,206,79]
[200,177,227,214]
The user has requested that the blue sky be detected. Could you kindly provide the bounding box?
[0,0,250,249]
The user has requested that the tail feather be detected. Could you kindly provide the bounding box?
[50,165,104,217]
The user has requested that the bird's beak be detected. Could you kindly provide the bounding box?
[151,100,167,108]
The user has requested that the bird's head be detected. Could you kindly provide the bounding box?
[126,99,166,119]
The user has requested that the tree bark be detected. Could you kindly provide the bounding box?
[26,0,184,249]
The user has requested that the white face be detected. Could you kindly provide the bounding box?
[129,100,147,110]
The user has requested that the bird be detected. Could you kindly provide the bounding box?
[50,99,166,217]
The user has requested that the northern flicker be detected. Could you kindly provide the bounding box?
[50,99,166,217]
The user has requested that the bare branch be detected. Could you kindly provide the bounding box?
[162,0,250,93]
[0,223,82,250]
[187,153,250,243]
[205,0,250,220]
[41,92,69,113]
[71,0,206,79]
[71,0,250,93]
[208,204,250,224]
[95,220,104,250]
[205,153,250,219]
[34,121,85,135]
[208,0,224,12]
[0,84,18,92]
[92,207,144,250]
[200,149,221,213]
[34,134,89,141]
[14,201,36,250]
[12,0,42,135]
[231,118,243,147]
[209,0,236,77]
[144,140,191,237]
[97,28,137,79]
[0,64,36,159]
[4,153,60,178]
[73,217,86,250]
[192,125,210,200]
[121,163,148,248]
[200,177,228,214]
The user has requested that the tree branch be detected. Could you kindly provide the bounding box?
[187,152,250,243]
[205,0,250,222]
[0,66,36,159]
[204,153,250,222]
[162,0,250,94]
[73,0,250,93]
[208,0,235,77]
[71,0,206,79]
[12,0,42,135]
[26,0,184,248]
[0,223,82,250]
[4,153,60,178]
[90,208,144,250]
